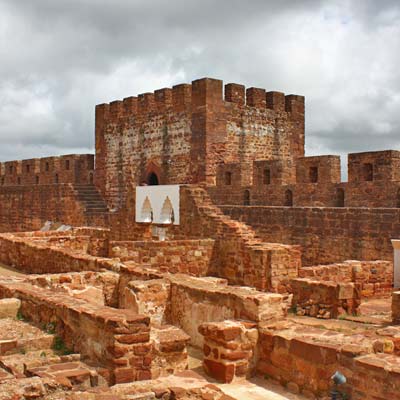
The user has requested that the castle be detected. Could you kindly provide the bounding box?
[0,78,398,399]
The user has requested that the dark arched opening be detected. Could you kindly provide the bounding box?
[336,188,345,207]
[284,189,293,206]
[89,173,94,184]
[147,172,159,186]
[244,190,250,206]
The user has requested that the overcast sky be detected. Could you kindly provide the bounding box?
[0,0,399,175]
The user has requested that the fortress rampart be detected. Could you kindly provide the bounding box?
[94,77,304,207]
[209,150,400,208]
[0,154,94,186]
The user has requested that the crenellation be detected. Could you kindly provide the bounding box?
[109,100,124,121]
[123,96,138,116]
[266,90,285,112]
[172,83,192,111]
[285,94,305,114]
[154,88,172,112]
[138,92,156,116]
[296,155,341,184]
[246,87,266,108]
[224,83,245,105]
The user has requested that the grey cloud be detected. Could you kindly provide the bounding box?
[0,0,399,162]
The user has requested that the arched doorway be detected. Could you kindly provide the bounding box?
[146,172,159,186]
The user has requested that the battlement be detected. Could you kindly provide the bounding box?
[0,154,94,186]
[94,77,305,199]
[348,150,400,182]
[95,77,305,124]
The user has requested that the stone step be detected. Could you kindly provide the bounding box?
[26,360,109,389]
[0,349,81,377]
[0,319,54,356]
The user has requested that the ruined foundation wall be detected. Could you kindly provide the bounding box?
[221,206,400,266]
[0,232,105,274]
[109,239,215,276]
[257,326,400,400]
[0,279,151,384]
[299,260,393,297]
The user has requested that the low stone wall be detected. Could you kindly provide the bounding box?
[0,278,151,384]
[109,239,215,276]
[257,323,400,399]
[199,320,258,383]
[299,260,393,298]
[168,275,287,347]
[290,278,359,318]
[0,232,107,274]
[24,271,120,307]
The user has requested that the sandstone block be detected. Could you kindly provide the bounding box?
[0,298,21,319]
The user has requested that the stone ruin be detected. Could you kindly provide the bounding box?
[0,78,398,399]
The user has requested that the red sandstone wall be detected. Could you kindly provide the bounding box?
[94,78,304,207]
[299,260,393,297]
[109,186,301,293]
[210,151,400,208]
[220,206,400,266]
[0,154,94,186]
[0,184,107,232]
[109,239,215,276]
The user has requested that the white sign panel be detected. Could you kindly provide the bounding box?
[135,185,180,225]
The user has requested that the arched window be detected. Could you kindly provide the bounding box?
[284,189,293,206]
[309,166,318,183]
[160,196,174,224]
[244,190,250,206]
[35,176,39,185]
[263,168,271,185]
[65,160,70,170]
[17,177,21,185]
[363,163,373,181]
[54,174,59,184]
[140,196,153,223]
[89,173,94,184]
[225,171,232,185]
[146,172,159,186]
[26,165,30,173]
[45,162,49,172]
[336,188,345,207]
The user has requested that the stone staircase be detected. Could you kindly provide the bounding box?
[185,186,265,245]
[73,184,109,214]
[183,186,301,292]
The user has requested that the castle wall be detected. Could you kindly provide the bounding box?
[0,184,89,232]
[0,154,94,186]
[209,151,400,208]
[208,180,400,207]
[220,205,400,266]
[94,78,304,208]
